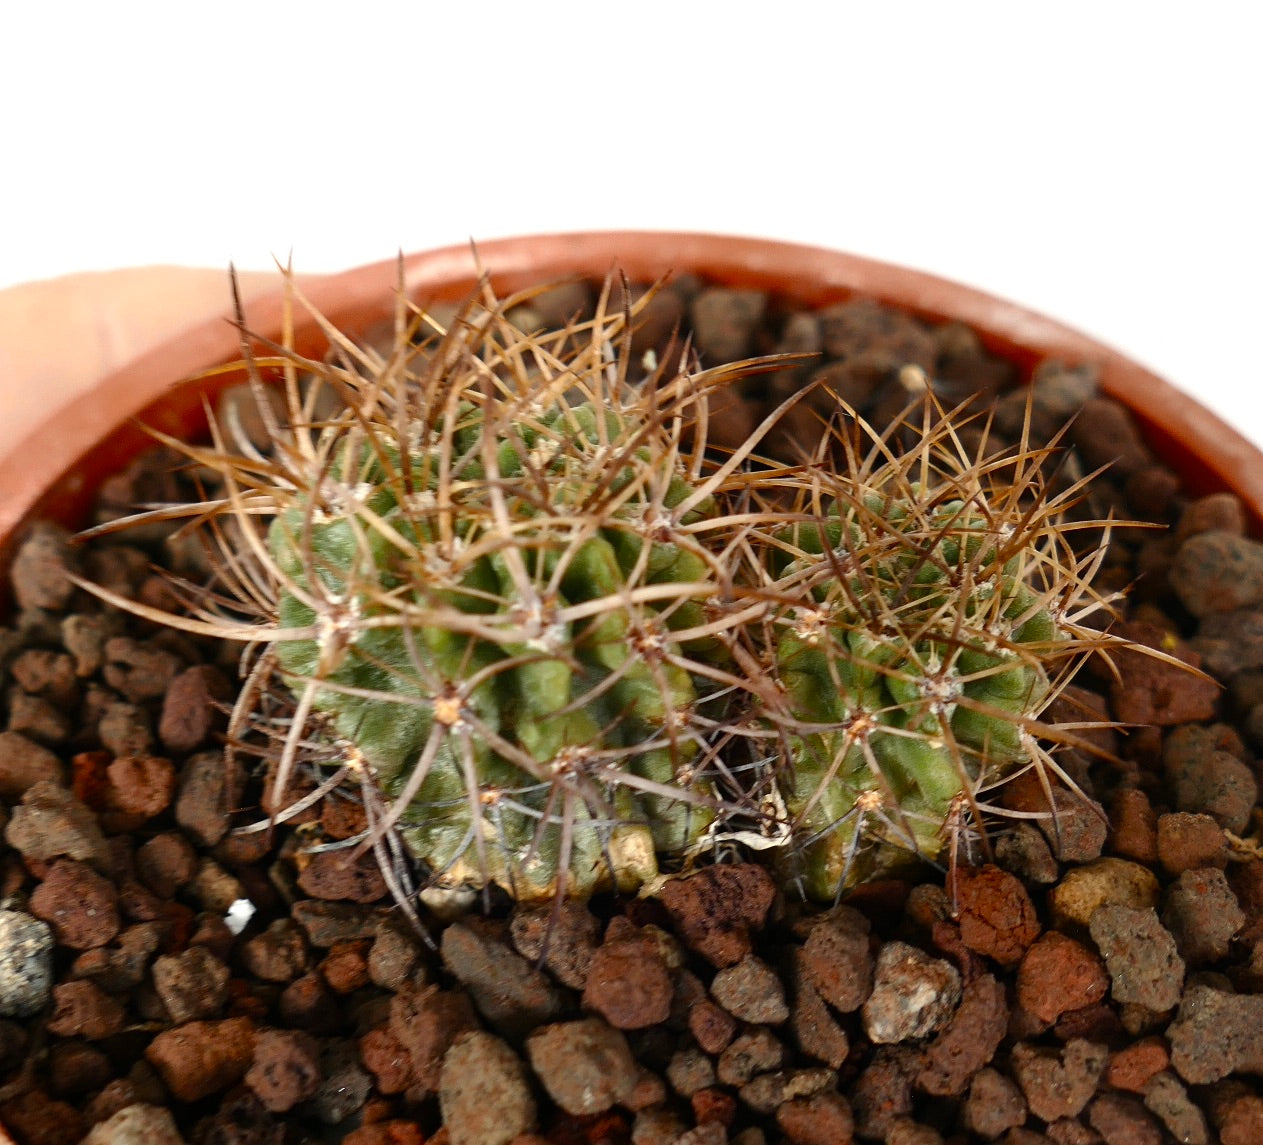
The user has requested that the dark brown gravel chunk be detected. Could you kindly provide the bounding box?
[1088,1092,1163,1145]
[159,663,230,753]
[658,863,776,968]
[388,982,479,1092]
[245,1027,323,1113]
[1167,985,1263,1083]
[152,944,231,1022]
[11,522,77,611]
[963,1067,1027,1139]
[0,730,67,801]
[45,979,125,1039]
[915,973,1008,1096]
[297,848,389,904]
[508,899,599,991]
[1156,812,1230,876]
[1010,1038,1107,1122]
[582,933,672,1029]
[28,858,120,950]
[689,998,738,1055]
[799,904,872,1012]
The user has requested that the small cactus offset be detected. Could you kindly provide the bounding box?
[82,269,1154,907]
[738,402,1121,897]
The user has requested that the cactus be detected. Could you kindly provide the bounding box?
[736,401,1121,896]
[121,278,787,902]
[80,270,1152,907]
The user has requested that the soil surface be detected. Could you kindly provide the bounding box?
[4,279,1263,1144]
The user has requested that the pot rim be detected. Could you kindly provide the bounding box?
[3,230,1260,566]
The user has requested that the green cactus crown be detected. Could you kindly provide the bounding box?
[82,271,1141,904]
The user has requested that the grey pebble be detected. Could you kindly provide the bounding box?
[0,911,54,1018]
[862,941,960,1044]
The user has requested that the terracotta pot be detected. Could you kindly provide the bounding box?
[2,232,1261,576]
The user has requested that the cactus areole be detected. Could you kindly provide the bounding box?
[87,275,1130,903]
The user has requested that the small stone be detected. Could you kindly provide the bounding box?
[4,779,110,870]
[297,848,388,904]
[1107,622,1219,726]
[916,973,1008,1096]
[367,918,427,992]
[862,941,960,1044]
[1016,932,1108,1024]
[800,905,873,1011]
[11,523,77,611]
[963,1068,1027,1139]
[97,700,154,758]
[135,832,198,899]
[358,1025,413,1096]
[775,1090,855,1145]
[241,919,310,983]
[45,979,125,1039]
[1048,857,1160,932]
[1170,530,1263,616]
[310,1037,373,1124]
[28,858,120,949]
[854,1047,917,1136]
[1163,867,1245,965]
[1010,1038,1107,1122]
[245,1028,323,1113]
[583,933,672,1030]
[1142,1071,1208,1145]
[1167,985,1263,1083]
[102,637,182,703]
[689,999,738,1055]
[509,900,599,990]
[717,1027,785,1087]
[691,1086,737,1128]
[1106,788,1159,864]
[711,954,789,1025]
[0,730,66,799]
[525,1017,638,1116]
[145,1016,257,1101]
[174,751,235,848]
[441,922,568,1040]
[1105,1037,1170,1093]
[389,983,479,1092]
[81,1104,185,1145]
[1220,1094,1263,1145]
[948,864,1041,966]
[1088,905,1184,1012]
[690,288,767,362]
[790,956,850,1069]
[105,754,176,824]
[159,664,230,754]
[740,1067,837,1116]
[61,613,111,678]
[1089,1093,1163,1145]
[995,822,1061,884]
[0,911,54,1017]
[320,939,372,994]
[1157,812,1231,875]
[659,863,776,968]
[669,1044,718,1096]
[1164,723,1257,833]
[152,945,231,1023]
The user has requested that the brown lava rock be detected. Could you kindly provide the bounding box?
[297,848,389,903]
[799,904,873,1012]
[915,973,1008,1096]
[583,930,673,1029]
[1016,931,1109,1025]
[28,858,120,950]
[949,864,1041,967]
[439,1030,537,1145]
[144,1015,257,1101]
[245,1027,323,1112]
[658,863,776,968]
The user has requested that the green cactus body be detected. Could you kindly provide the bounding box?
[266,383,730,900]
[764,485,1065,897]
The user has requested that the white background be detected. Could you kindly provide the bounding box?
[2,3,1260,442]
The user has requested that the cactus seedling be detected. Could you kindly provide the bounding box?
[735,398,1124,896]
